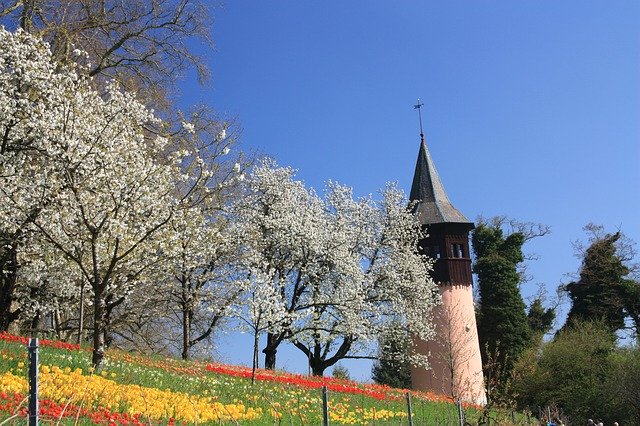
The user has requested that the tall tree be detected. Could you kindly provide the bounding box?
[0,0,211,109]
[0,29,215,368]
[230,161,440,376]
[563,224,638,337]
[0,0,226,334]
[154,108,245,359]
[472,217,548,381]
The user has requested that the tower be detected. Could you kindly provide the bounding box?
[409,134,486,405]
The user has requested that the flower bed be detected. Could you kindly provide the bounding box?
[0,366,261,423]
[0,332,81,351]
[0,333,481,424]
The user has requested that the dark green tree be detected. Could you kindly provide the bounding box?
[622,280,640,339]
[472,218,547,381]
[332,364,351,381]
[564,226,635,336]
[527,298,555,345]
[371,329,411,389]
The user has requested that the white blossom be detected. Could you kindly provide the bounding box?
[0,29,188,367]
[228,160,440,374]
[181,120,195,134]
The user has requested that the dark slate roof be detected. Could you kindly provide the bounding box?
[409,139,472,225]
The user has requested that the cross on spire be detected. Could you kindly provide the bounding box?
[413,99,425,142]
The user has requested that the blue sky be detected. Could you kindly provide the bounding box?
[180,2,640,380]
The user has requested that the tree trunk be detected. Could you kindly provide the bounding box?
[53,309,62,339]
[29,309,41,332]
[310,361,327,377]
[293,337,355,377]
[92,290,106,370]
[77,282,85,344]
[103,294,124,349]
[0,242,21,332]
[263,333,278,370]
[182,302,191,360]
[180,276,192,360]
[252,331,259,384]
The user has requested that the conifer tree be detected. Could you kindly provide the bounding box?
[371,328,412,389]
[527,298,555,345]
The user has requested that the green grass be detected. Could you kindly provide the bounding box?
[0,335,528,425]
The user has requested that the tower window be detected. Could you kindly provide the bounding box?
[433,245,441,259]
[451,243,464,258]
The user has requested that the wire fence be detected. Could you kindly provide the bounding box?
[17,338,534,425]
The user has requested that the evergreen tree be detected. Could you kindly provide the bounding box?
[332,364,351,381]
[472,219,533,379]
[527,298,555,344]
[371,329,412,389]
[564,228,633,336]
[622,280,640,339]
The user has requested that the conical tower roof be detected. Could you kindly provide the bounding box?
[409,139,471,225]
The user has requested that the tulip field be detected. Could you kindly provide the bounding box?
[0,332,526,425]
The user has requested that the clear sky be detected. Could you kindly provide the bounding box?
[179,1,640,381]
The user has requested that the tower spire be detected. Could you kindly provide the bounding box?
[413,99,425,142]
[408,116,471,225]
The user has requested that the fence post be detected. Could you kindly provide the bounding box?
[405,392,413,426]
[456,399,464,426]
[28,337,39,426]
[322,386,329,426]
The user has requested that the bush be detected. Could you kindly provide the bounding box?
[332,364,351,381]
[513,321,616,423]
[604,345,640,424]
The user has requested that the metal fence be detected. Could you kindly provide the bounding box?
[21,338,532,425]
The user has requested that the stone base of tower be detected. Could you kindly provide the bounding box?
[411,283,486,406]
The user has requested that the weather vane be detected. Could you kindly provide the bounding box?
[413,99,425,141]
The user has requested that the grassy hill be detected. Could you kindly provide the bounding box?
[0,332,521,425]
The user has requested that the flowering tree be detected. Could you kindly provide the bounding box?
[291,182,440,375]
[230,161,440,375]
[0,29,199,368]
[228,161,324,369]
[0,28,86,331]
[149,106,248,360]
[230,271,290,383]
[28,79,182,369]
[162,208,239,360]
[1,2,240,345]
